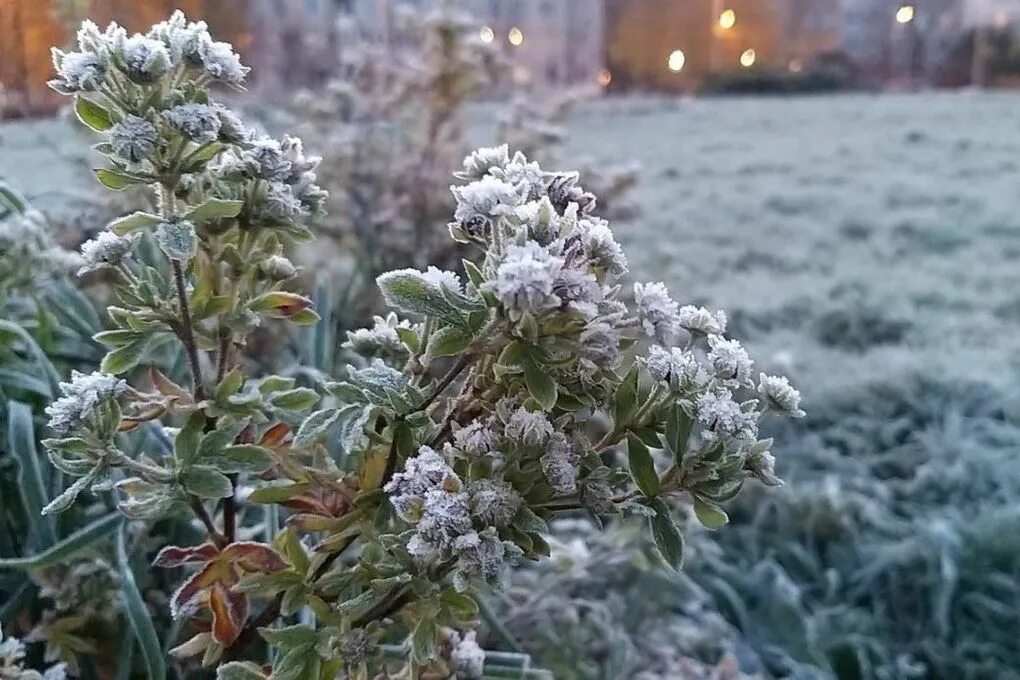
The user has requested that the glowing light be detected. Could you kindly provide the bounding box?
[479,25,494,44]
[512,65,531,84]
[719,9,736,30]
[740,49,756,68]
[895,5,915,23]
[508,26,524,46]
[789,59,803,73]
[667,49,686,73]
[597,68,612,87]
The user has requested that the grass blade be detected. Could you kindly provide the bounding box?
[117,524,167,679]
[0,512,122,570]
[7,400,56,547]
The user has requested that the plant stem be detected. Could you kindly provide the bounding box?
[171,259,205,402]
[188,496,226,547]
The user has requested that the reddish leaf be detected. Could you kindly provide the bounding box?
[222,542,288,573]
[209,583,248,646]
[154,542,220,568]
[259,423,291,447]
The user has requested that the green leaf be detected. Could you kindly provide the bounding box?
[117,525,167,680]
[294,408,342,447]
[174,413,206,466]
[187,198,244,223]
[648,497,684,571]
[212,445,273,474]
[411,617,438,665]
[0,513,122,571]
[93,329,141,348]
[8,401,57,546]
[427,325,473,358]
[109,211,162,236]
[693,498,729,529]
[627,434,659,498]
[664,403,693,464]
[258,624,318,647]
[375,269,465,326]
[248,482,311,504]
[612,365,640,429]
[215,367,245,402]
[182,142,226,171]
[94,168,145,190]
[100,339,148,375]
[270,388,319,412]
[75,95,114,131]
[181,465,233,499]
[42,468,98,515]
[523,358,557,411]
[216,662,267,680]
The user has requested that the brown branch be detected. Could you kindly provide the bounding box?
[171,259,205,402]
[188,496,226,547]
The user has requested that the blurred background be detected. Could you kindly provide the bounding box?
[4,1,1020,679]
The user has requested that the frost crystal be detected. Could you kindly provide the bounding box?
[452,176,522,222]
[493,241,563,315]
[163,103,221,143]
[634,281,679,345]
[504,407,554,447]
[45,371,126,434]
[707,335,754,387]
[422,266,462,293]
[468,479,521,527]
[758,373,805,418]
[110,115,159,164]
[696,390,757,443]
[677,305,727,336]
[78,231,134,275]
[449,630,486,679]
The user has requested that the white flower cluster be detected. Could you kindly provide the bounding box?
[383,446,523,590]
[448,629,485,679]
[44,371,126,435]
[0,626,67,680]
[50,11,248,94]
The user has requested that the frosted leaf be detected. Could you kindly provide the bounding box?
[154,220,197,262]
[44,371,126,434]
[422,266,463,293]
[456,144,510,181]
[504,407,554,447]
[452,176,522,223]
[677,305,727,336]
[579,217,628,280]
[451,422,497,457]
[580,321,621,367]
[758,373,805,417]
[343,313,412,359]
[467,479,521,527]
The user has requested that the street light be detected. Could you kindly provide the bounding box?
[896,5,915,24]
[740,49,756,68]
[479,26,494,44]
[668,49,686,72]
[719,9,736,30]
[508,27,524,46]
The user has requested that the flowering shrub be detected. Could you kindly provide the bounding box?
[22,12,802,678]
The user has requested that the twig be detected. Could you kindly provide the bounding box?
[171,259,205,402]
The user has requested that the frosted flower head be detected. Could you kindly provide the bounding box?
[452,422,497,457]
[384,446,458,521]
[44,371,126,435]
[493,241,563,316]
[449,630,486,679]
[242,138,292,180]
[643,345,709,394]
[120,35,171,82]
[552,266,601,318]
[344,313,411,359]
[213,104,249,144]
[497,152,544,198]
[746,446,781,486]
[634,281,679,345]
[546,171,596,215]
[110,115,159,164]
[541,432,578,494]
[579,217,627,280]
[452,176,522,223]
[78,231,134,275]
[580,321,621,368]
[414,490,473,553]
[422,266,462,293]
[49,50,106,93]
[336,628,375,665]
[263,182,304,220]
[677,305,727,336]
[696,390,757,444]
[758,373,805,417]
[455,145,509,181]
[453,527,519,587]
[707,335,754,387]
[162,103,221,143]
[467,479,521,527]
[504,407,554,448]
[197,37,249,85]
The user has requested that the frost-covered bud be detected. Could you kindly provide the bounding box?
[643,345,709,394]
[552,266,601,318]
[452,176,522,223]
[44,371,126,435]
[259,254,297,280]
[280,136,320,179]
[452,422,497,457]
[343,313,411,359]
[579,217,627,280]
[263,182,304,220]
[414,489,473,552]
[634,282,679,345]
[243,138,292,180]
[707,335,754,387]
[498,152,544,197]
[384,446,458,520]
[110,115,159,164]
[456,145,510,181]
[492,241,563,315]
[505,407,553,447]
[546,171,596,215]
[453,527,520,586]
[696,390,757,444]
[78,231,134,275]
[468,479,521,527]
[422,266,462,293]
[213,104,248,144]
[449,630,486,679]
[197,36,249,85]
[49,50,106,93]
[154,219,197,262]
[120,35,171,82]
[758,373,805,418]
[162,103,221,143]
[746,445,781,486]
[580,321,621,368]
[677,305,727,336]
[336,628,375,665]
[541,432,578,494]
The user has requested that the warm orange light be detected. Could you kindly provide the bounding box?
[597,68,612,87]
[508,26,524,46]
[719,9,736,30]
[667,49,686,73]
[479,25,494,44]
[740,49,756,68]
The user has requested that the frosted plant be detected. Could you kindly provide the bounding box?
[0,626,67,680]
[0,200,78,296]
[29,12,800,680]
